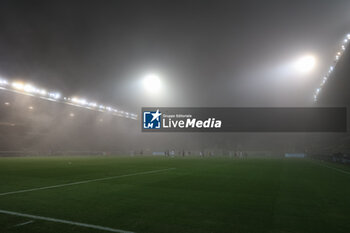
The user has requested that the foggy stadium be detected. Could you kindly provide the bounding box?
[0,1,350,233]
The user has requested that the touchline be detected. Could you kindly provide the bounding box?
[163,118,222,128]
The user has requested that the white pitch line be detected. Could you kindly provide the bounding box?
[0,209,134,233]
[13,220,34,227]
[0,168,176,197]
[311,160,350,175]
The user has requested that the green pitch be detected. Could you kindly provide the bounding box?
[0,156,349,233]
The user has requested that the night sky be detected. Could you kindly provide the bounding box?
[1,0,350,112]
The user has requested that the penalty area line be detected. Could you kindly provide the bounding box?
[12,220,34,228]
[0,168,176,197]
[0,209,134,233]
[310,160,350,175]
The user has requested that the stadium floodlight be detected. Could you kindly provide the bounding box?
[4,102,10,106]
[12,82,24,90]
[23,84,35,93]
[71,97,88,105]
[295,55,316,73]
[88,102,97,107]
[313,33,350,102]
[0,77,137,119]
[39,89,47,96]
[143,74,161,93]
[49,92,61,100]
[0,79,8,86]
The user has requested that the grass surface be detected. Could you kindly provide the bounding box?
[0,156,349,233]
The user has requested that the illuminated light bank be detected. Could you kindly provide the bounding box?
[0,77,137,120]
[313,33,350,102]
